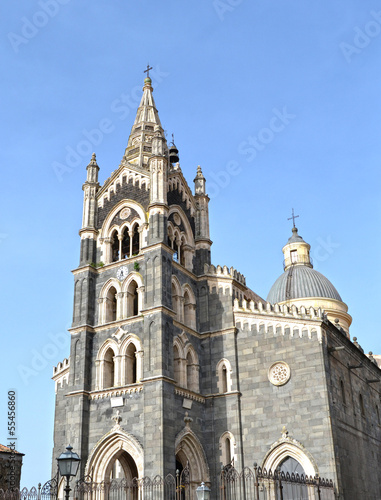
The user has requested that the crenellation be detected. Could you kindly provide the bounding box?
[203,263,246,285]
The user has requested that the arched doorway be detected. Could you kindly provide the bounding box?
[279,456,308,500]
[105,449,138,481]
[85,430,144,483]
[175,430,210,497]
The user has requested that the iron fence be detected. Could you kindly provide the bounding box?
[220,465,335,500]
[1,463,335,500]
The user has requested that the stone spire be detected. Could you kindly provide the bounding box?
[121,76,166,168]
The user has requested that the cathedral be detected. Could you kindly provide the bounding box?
[52,73,381,500]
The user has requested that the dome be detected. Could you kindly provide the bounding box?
[267,265,342,304]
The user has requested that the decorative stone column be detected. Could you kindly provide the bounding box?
[97,297,106,325]
[116,292,125,321]
[95,359,101,390]
[136,350,144,382]
[129,231,134,258]
[137,286,145,314]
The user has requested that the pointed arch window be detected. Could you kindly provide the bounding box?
[219,432,235,468]
[111,230,119,262]
[173,344,181,386]
[127,280,139,317]
[180,237,186,266]
[125,343,137,384]
[172,282,180,317]
[224,437,232,466]
[183,289,196,329]
[131,224,140,256]
[186,349,199,393]
[121,227,130,259]
[217,359,232,393]
[105,286,117,323]
[103,348,115,388]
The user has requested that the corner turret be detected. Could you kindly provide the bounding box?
[193,165,212,273]
[79,153,99,265]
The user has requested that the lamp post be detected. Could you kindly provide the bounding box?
[196,482,210,500]
[57,445,81,500]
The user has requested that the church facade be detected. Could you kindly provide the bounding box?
[52,75,381,500]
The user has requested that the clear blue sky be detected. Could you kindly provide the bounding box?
[1,0,381,488]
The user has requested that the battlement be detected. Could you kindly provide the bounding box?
[234,299,326,321]
[52,357,70,393]
[204,264,246,286]
[53,357,70,376]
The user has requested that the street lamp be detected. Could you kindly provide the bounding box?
[57,445,81,500]
[196,482,210,500]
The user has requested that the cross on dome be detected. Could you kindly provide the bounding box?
[288,208,299,228]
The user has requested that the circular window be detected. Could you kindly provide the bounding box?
[120,208,131,220]
[268,362,291,386]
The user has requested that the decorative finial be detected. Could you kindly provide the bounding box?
[144,64,153,84]
[184,411,193,428]
[288,208,299,229]
[112,410,122,428]
[281,426,289,438]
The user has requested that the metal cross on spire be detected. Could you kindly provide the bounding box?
[144,64,153,78]
[288,208,299,228]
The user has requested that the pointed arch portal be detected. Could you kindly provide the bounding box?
[85,429,144,482]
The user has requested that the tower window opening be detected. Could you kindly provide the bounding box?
[290,250,297,263]
[126,343,137,384]
[127,280,139,317]
[121,227,130,259]
[225,438,231,466]
[104,348,115,388]
[132,225,140,255]
[111,230,119,262]
[173,241,179,262]
[222,366,228,393]
[186,352,193,390]
[180,246,185,266]
[106,286,117,323]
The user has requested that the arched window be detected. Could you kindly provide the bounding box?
[183,288,196,329]
[224,437,232,466]
[359,393,365,416]
[105,286,117,323]
[127,281,139,317]
[125,343,137,384]
[111,229,119,262]
[172,282,180,317]
[185,348,199,393]
[219,432,235,468]
[173,239,179,262]
[340,379,346,405]
[180,236,186,266]
[222,366,228,393]
[173,345,181,385]
[121,227,130,259]
[131,224,140,255]
[217,359,232,393]
[279,456,305,475]
[103,348,115,388]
